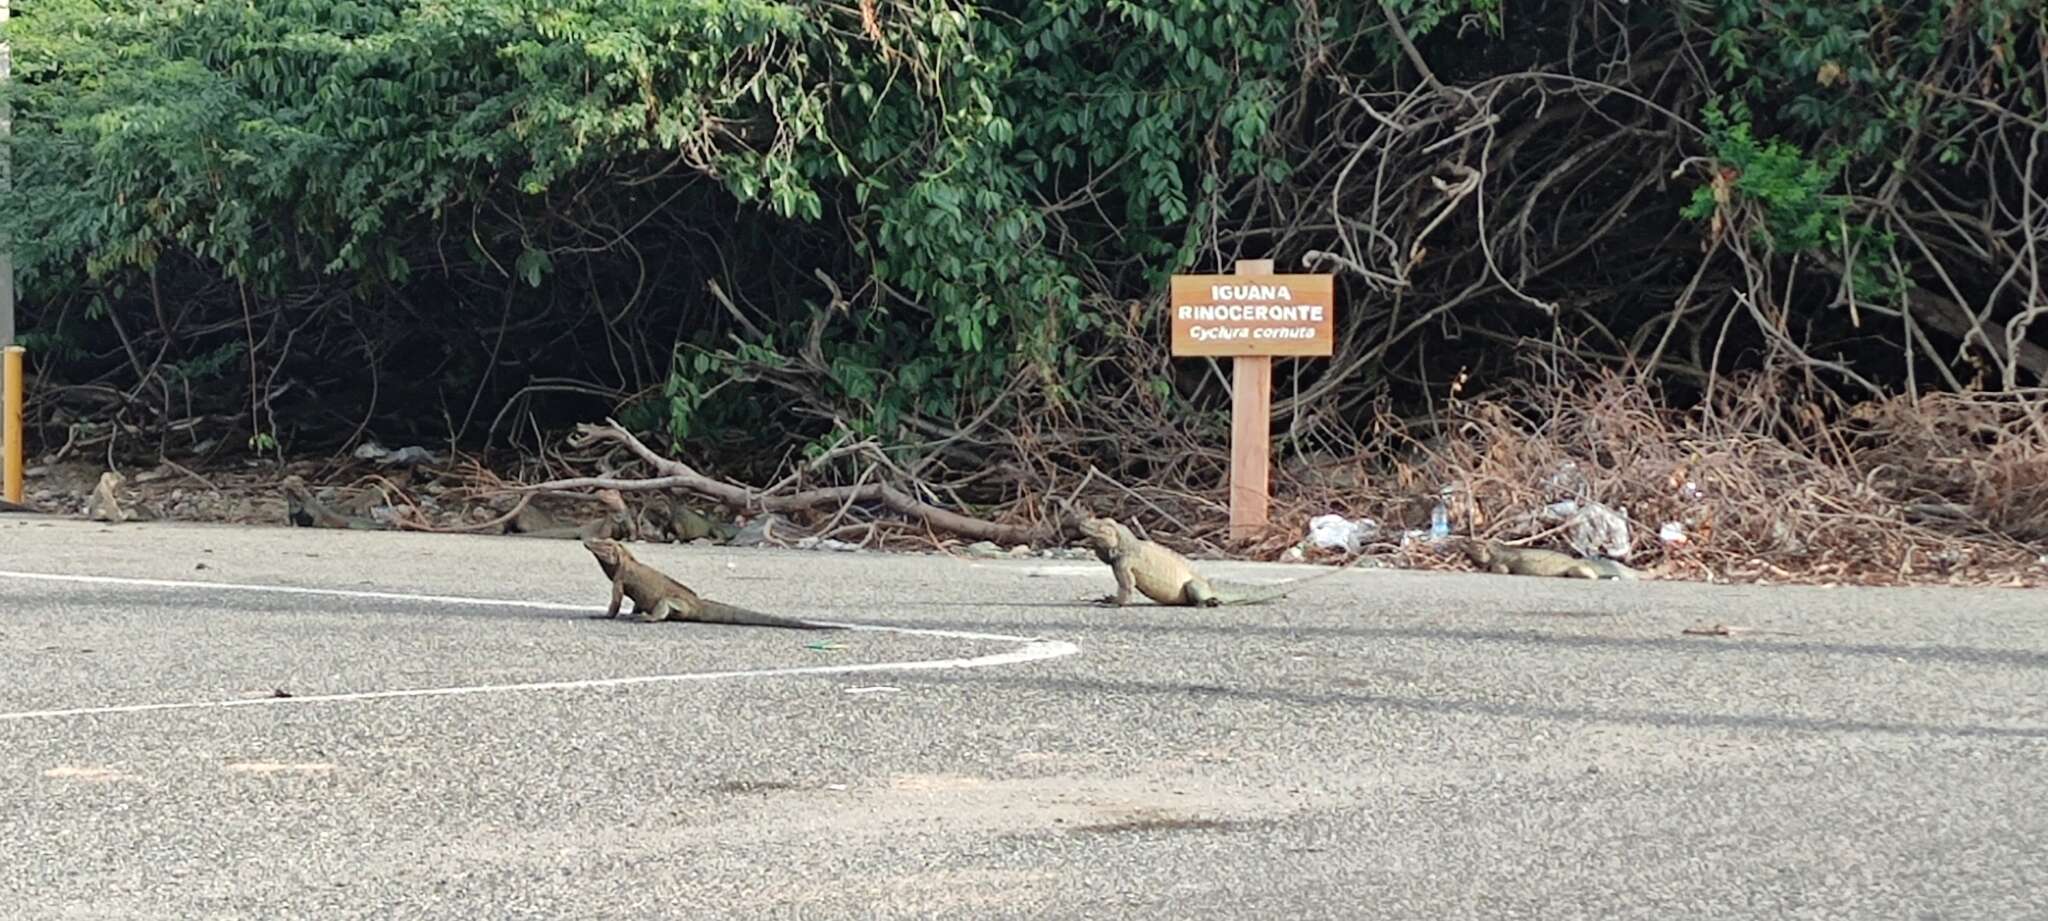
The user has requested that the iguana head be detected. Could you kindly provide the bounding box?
[583,537,625,573]
[1459,538,1499,564]
[1074,516,1124,548]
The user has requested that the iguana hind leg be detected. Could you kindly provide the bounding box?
[1184,578,1221,607]
[637,598,674,624]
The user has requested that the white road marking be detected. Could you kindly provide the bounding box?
[1023,564,1102,577]
[0,569,1080,722]
[1023,561,1352,585]
[0,569,679,613]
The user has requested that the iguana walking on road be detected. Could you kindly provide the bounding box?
[281,475,388,530]
[582,538,842,629]
[1074,515,1371,607]
[1462,538,1639,580]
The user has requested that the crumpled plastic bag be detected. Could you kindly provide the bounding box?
[1307,514,1379,554]
[1541,499,1633,561]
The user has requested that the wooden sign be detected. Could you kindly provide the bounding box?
[1167,263,1339,543]
[1169,273,1336,357]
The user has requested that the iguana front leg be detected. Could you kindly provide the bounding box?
[1096,557,1136,606]
[599,571,627,619]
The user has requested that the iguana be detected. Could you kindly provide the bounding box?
[661,495,737,543]
[582,537,842,629]
[505,500,570,534]
[281,475,389,530]
[1462,538,1639,580]
[86,471,129,523]
[507,488,635,541]
[1074,515,1371,607]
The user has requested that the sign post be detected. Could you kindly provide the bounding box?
[3,346,19,504]
[1,0,24,503]
[1,0,13,350]
[1169,261,1336,543]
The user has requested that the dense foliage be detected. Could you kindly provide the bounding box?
[3,0,2043,485]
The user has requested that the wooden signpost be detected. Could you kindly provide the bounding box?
[1169,260,1336,542]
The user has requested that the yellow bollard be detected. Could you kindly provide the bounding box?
[3,346,22,504]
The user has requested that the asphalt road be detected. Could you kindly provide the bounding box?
[1,514,2045,920]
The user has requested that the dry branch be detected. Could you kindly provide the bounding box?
[521,419,1055,546]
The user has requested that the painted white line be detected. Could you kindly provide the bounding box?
[0,569,1080,722]
[0,569,639,613]
[0,640,1078,722]
[1023,562,1351,585]
[0,569,1031,641]
[1023,564,1102,577]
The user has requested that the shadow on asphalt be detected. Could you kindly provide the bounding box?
[903,670,2048,742]
[909,615,2048,672]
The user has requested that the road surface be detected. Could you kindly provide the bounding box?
[2,515,2044,919]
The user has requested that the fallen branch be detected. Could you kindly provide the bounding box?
[396,491,537,534]
[520,419,1055,546]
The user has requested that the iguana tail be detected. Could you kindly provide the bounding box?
[694,600,845,631]
[1211,587,1286,607]
[1214,551,1375,606]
